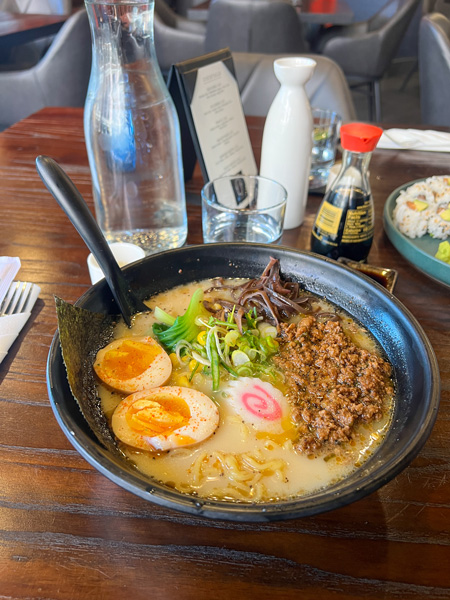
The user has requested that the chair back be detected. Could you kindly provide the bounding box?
[153,0,205,74]
[369,0,421,77]
[35,8,91,107]
[171,0,199,17]
[419,12,450,125]
[342,0,386,22]
[204,0,308,54]
[331,0,420,79]
[368,0,406,31]
[233,52,357,120]
[364,0,421,77]
[0,9,91,128]
[434,0,450,16]
[154,0,179,28]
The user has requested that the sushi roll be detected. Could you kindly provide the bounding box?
[402,180,437,204]
[428,202,450,240]
[393,193,434,238]
[393,176,450,239]
[425,175,450,198]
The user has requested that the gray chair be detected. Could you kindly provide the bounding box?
[0,0,73,69]
[316,0,421,122]
[155,0,205,35]
[0,9,91,130]
[433,0,450,16]
[233,52,356,121]
[204,0,309,54]
[154,0,206,75]
[152,0,355,120]
[0,0,73,70]
[419,12,450,125]
[171,0,201,17]
[339,0,386,21]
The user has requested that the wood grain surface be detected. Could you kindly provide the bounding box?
[0,107,448,599]
[0,11,67,47]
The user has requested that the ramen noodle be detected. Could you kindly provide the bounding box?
[96,278,394,503]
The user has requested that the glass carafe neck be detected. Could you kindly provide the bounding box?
[85,0,156,67]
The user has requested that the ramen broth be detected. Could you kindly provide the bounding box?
[97,279,393,503]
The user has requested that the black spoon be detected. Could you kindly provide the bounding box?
[35,155,148,327]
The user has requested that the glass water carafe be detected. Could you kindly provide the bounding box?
[84,0,187,255]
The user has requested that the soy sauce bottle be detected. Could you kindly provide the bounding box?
[310,123,383,261]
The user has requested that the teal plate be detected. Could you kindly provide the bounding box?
[383,179,450,289]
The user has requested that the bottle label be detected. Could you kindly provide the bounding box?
[313,200,343,236]
[341,200,374,243]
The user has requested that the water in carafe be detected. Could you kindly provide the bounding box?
[84,0,187,255]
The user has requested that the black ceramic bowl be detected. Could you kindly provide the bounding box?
[46,244,440,522]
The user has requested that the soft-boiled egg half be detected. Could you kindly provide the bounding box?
[111,386,220,451]
[221,377,291,435]
[94,336,172,394]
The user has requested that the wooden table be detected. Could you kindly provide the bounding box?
[0,107,449,599]
[187,0,354,24]
[0,11,67,48]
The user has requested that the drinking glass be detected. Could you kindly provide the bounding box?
[309,108,342,190]
[202,175,287,244]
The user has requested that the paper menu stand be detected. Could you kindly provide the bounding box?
[167,48,258,184]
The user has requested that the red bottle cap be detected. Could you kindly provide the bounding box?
[340,123,383,153]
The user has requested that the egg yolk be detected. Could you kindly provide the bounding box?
[101,339,162,380]
[125,396,191,438]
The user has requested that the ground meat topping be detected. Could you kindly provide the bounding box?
[274,316,393,455]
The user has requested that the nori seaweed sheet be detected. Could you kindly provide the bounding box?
[55,297,126,460]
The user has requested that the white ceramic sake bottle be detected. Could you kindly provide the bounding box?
[259,57,316,229]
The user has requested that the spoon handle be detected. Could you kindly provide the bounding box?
[36,155,148,326]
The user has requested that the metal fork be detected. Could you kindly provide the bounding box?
[0,282,35,316]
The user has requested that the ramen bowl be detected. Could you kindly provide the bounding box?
[46,244,440,521]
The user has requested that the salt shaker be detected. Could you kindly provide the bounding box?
[84,0,187,255]
[259,57,316,229]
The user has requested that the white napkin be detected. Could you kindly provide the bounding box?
[0,281,40,363]
[0,256,20,300]
[378,128,450,152]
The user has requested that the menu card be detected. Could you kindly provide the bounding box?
[168,48,257,182]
